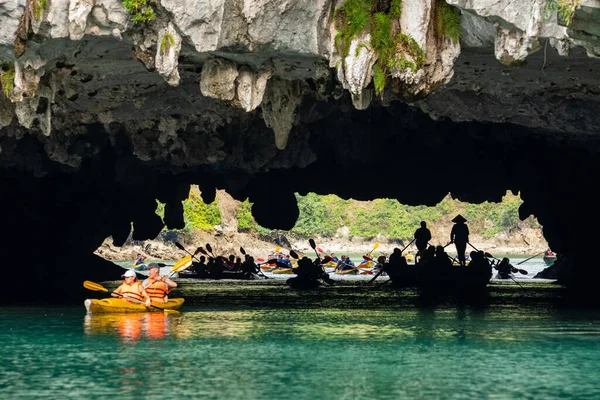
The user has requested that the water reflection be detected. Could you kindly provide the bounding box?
[84,313,181,341]
[83,304,600,344]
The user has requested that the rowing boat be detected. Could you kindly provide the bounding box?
[84,298,185,313]
[272,267,294,274]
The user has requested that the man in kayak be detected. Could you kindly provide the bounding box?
[414,221,432,263]
[113,269,152,307]
[142,264,177,303]
[450,214,470,266]
[132,252,147,270]
[495,257,514,279]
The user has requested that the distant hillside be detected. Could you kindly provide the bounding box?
[157,188,543,246]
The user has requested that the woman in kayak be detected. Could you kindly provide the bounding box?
[113,269,152,307]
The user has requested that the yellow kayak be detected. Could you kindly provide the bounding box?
[335,268,359,275]
[272,268,294,274]
[358,260,374,269]
[406,254,415,263]
[84,298,185,313]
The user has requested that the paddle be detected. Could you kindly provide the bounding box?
[83,281,179,314]
[370,241,410,284]
[483,252,528,275]
[174,242,203,262]
[308,239,334,285]
[402,238,415,252]
[205,243,216,257]
[517,250,545,265]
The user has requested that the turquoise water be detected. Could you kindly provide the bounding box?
[2,281,600,399]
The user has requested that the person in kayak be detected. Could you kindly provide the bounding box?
[142,264,177,303]
[450,214,470,266]
[132,252,147,270]
[414,221,432,263]
[495,257,514,279]
[113,269,152,307]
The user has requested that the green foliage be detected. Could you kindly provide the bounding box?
[34,0,48,21]
[371,13,391,52]
[160,33,175,55]
[373,64,386,95]
[393,33,425,71]
[155,190,221,234]
[237,200,254,232]
[543,0,580,25]
[122,0,156,24]
[436,0,461,44]
[334,0,371,58]
[389,0,402,19]
[0,64,15,98]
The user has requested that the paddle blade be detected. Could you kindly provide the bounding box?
[317,247,324,253]
[275,246,281,253]
[372,242,379,251]
[198,247,208,255]
[257,257,265,262]
[193,247,202,255]
[322,256,332,264]
[173,258,193,273]
[206,243,213,253]
[174,242,186,251]
[309,239,316,249]
[173,256,192,271]
[145,243,152,252]
[289,250,299,259]
[484,252,494,259]
[83,280,108,292]
[240,247,246,255]
[519,269,528,275]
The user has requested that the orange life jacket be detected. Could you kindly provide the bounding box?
[143,277,169,301]
[119,281,144,302]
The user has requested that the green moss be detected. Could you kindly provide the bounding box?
[389,0,402,19]
[334,0,371,58]
[122,0,156,24]
[0,64,15,98]
[436,0,461,44]
[237,200,255,232]
[371,12,391,52]
[160,33,174,55]
[543,0,580,26]
[34,0,48,21]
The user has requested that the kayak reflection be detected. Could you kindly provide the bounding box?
[84,312,180,341]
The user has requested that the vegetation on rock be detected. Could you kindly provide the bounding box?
[156,189,221,238]
[435,0,461,44]
[160,33,175,55]
[0,64,15,98]
[334,0,424,96]
[122,0,156,24]
[543,0,581,26]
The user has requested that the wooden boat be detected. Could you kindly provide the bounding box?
[84,298,184,313]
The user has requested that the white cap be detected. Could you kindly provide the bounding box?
[121,269,137,278]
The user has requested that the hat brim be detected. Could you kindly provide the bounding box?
[452,215,467,223]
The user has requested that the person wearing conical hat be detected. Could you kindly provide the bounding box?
[450,214,469,266]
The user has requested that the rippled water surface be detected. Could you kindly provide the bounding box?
[2,281,600,399]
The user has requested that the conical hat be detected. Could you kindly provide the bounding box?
[452,214,467,223]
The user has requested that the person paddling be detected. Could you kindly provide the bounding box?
[495,257,514,279]
[450,214,470,267]
[142,264,177,303]
[113,269,152,307]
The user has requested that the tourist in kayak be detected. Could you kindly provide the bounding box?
[142,264,177,303]
[241,254,260,278]
[414,221,432,263]
[450,214,470,266]
[433,246,452,269]
[495,257,514,279]
[112,269,152,307]
[132,252,147,270]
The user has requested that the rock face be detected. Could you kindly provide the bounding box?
[1,0,600,298]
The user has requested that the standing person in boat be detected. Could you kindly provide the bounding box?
[450,214,470,266]
[414,221,432,263]
[142,264,177,303]
[113,269,152,307]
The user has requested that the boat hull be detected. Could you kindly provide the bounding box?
[84,298,184,313]
[387,265,491,292]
